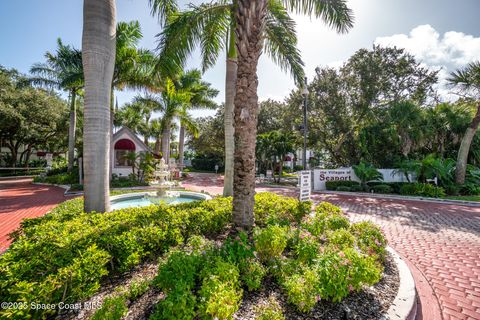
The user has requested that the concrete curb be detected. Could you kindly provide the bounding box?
[385,247,417,320]
[318,190,480,207]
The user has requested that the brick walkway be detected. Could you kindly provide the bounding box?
[183,173,480,320]
[0,178,67,252]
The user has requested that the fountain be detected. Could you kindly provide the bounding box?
[109,158,211,210]
[151,158,172,197]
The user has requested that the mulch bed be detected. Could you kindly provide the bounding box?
[234,252,400,320]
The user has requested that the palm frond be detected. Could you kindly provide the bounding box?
[448,61,480,94]
[281,0,354,33]
[149,0,179,26]
[265,0,305,85]
[155,3,231,77]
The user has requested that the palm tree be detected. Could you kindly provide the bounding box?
[30,39,83,172]
[151,0,309,196]
[229,0,353,229]
[173,70,218,168]
[448,62,480,184]
[82,0,116,213]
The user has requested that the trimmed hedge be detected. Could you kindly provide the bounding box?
[400,183,445,198]
[325,180,360,191]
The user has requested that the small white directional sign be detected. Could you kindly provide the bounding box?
[299,170,311,201]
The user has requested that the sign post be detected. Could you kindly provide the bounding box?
[299,170,311,202]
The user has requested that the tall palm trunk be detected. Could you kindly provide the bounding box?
[455,104,480,184]
[232,0,268,230]
[82,0,116,213]
[109,87,114,181]
[154,137,161,155]
[67,90,77,172]
[178,125,185,168]
[223,25,238,196]
[161,125,171,163]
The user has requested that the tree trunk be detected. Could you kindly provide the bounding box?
[154,137,161,155]
[109,87,114,182]
[223,25,238,197]
[232,0,268,230]
[161,125,171,163]
[455,103,480,184]
[67,90,77,172]
[178,125,185,168]
[82,0,116,213]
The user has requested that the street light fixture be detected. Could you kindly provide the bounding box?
[301,77,308,170]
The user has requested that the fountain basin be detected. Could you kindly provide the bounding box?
[110,191,212,211]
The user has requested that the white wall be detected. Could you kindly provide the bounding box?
[313,167,414,191]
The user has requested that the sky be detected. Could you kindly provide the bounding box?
[1,0,479,118]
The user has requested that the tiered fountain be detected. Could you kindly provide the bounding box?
[109,158,211,210]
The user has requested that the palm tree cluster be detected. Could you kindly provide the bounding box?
[78,0,354,225]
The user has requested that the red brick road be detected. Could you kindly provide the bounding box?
[0,178,67,252]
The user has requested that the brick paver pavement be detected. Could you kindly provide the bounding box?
[0,178,67,252]
[184,173,480,320]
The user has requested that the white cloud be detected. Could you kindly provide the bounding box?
[374,25,480,100]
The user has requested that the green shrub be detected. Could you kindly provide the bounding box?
[282,266,320,313]
[91,296,128,320]
[400,183,445,198]
[350,221,387,260]
[254,192,311,226]
[325,180,359,191]
[33,171,78,185]
[255,296,285,320]
[0,197,232,319]
[198,259,242,319]
[150,286,197,320]
[371,184,393,194]
[326,229,355,250]
[304,205,350,237]
[293,231,321,264]
[316,248,382,302]
[315,202,342,215]
[350,184,364,192]
[254,225,289,261]
[127,279,151,300]
[336,186,351,192]
[154,250,201,292]
[240,259,266,291]
[221,232,255,264]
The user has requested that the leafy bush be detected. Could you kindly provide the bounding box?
[198,259,242,319]
[0,197,232,319]
[353,162,383,190]
[325,180,359,191]
[33,171,78,185]
[255,296,285,320]
[400,183,445,198]
[293,230,321,264]
[326,229,355,250]
[91,296,128,320]
[150,286,197,320]
[221,232,255,264]
[336,186,351,192]
[316,248,382,302]
[254,225,289,261]
[240,259,266,291]
[350,221,387,260]
[350,184,364,192]
[371,184,393,194]
[154,250,201,292]
[254,192,311,226]
[282,266,320,313]
[191,158,223,172]
[303,204,349,236]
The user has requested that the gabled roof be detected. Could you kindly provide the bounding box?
[113,127,152,153]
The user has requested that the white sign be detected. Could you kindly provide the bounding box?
[313,168,358,191]
[299,170,311,201]
[266,170,273,178]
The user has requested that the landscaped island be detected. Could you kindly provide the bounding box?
[0,193,397,319]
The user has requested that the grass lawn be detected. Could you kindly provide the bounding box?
[445,195,480,202]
